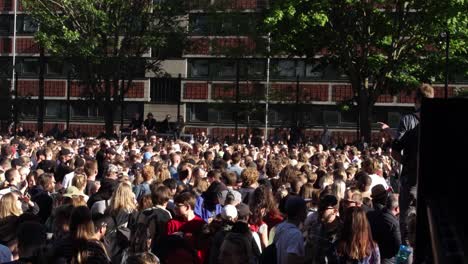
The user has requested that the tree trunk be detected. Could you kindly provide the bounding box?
[358,83,372,144]
[104,78,114,137]
[38,47,45,133]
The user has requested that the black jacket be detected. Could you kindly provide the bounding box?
[32,186,53,224]
[367,204,401,260]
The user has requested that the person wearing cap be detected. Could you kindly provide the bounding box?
[274,195,308,264]
[235,203,251,222]
[144,112,157,132]
[36,147,56,174]
[217,202,261,264]
[218,188,242,206]
[88,178,117,211]
[62,186,86,206]
[208,204,238,264]
[305,194,342,263]
[104,164,119,181]
[55,148,73,185]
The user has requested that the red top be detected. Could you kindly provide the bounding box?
[166,215,206,262]
[264,211,284,232]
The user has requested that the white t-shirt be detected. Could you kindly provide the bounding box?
[251,231,262,254]
[91,199,109,215]
[62,171,75,189]
[275,221,304,264]
[369,173,389,190]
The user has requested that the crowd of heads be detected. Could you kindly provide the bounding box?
[0,126,415,264]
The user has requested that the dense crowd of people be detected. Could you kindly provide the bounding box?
[0,84,433,264]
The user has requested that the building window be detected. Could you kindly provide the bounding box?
[213,60,236,78]
[218,107,234,122]
[323,111,340,125]
[0,16,11,35]
[306,61,324,79]
[0,58,11,77]
[241,60,265,79]
[189,60,209,78]
[387,112,401,128]
[21,16,38,33]
[71,103,89,118]
[340,109,357,124]
[150,77,180,103]
[152,33,184,59]
[21,58,39,75]
[272,60,297,79]
[189,13,258,36]
[190,15,210,34]
[45,101,66,118]
[71,103,113,119]
[302,109,323,124]
[123,103,141,119]
[20,102,37,117]
[187,103,208,122]
[47,60,64,76]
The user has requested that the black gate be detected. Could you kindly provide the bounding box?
[150,77,181,104]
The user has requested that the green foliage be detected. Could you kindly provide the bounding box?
[22,0,187,134]
[265,0,467,95]
[22,0,187,91]
[265,0,467,139]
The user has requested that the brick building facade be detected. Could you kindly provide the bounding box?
[0,0,466,138]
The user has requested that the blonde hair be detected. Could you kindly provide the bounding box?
[155,164,170,184]
[107,182,136,216]
[416,83,434,100]
[71,196,87,207]
[0,192,22,218]
[72,174,87,191]
[332,180,346,203]
[319,173,334,189]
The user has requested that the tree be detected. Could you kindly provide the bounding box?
[265,0,467,142]
[190,3,268,141]
[22,0,187,136]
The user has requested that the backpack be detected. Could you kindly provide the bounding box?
[132,208,159,236]
[105,215,131,263]
[260,243,277,264]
